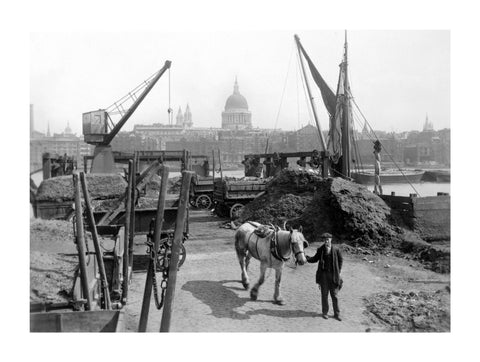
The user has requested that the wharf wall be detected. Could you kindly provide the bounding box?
[381,194,450,241]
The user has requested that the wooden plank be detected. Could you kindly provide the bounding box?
[412,196,450,205]
[98,161,160,225]
[30,310,124,332]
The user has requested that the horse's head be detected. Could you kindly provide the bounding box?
[288,225,308,265]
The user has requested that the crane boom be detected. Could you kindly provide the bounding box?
[83,60,172,173]
[102,60,171,145]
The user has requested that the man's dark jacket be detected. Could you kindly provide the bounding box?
[306,244,343,286]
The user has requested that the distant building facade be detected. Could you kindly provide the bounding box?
[221,78,252,130]
[30,122,94,172]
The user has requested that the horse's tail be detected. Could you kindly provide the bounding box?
[234,226,249,257]
[234,228,243,253]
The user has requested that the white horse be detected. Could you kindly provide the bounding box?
[234,221,308,305]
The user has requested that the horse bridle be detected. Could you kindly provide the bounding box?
[290,233,305,259]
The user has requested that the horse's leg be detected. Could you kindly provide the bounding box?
[241,251,250,290]
[235,233,250,290]
[274,266,285,305]
[250,261,267,301]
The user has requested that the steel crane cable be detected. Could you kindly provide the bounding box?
[168,67,173,125]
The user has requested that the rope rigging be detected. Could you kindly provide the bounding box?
[264,43,296,154]
[295,46,316,129]
[349,94,421,196]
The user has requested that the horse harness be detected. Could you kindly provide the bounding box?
[247,223,302,262]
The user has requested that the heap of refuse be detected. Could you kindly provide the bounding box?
[35,174,127,202]
[239,169,400,247]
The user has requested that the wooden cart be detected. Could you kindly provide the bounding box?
[213,177,267,219]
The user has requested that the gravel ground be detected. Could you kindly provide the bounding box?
[122,210,450,332]
[29,211,450,332]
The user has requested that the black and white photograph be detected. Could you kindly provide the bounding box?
[5,0,479,361]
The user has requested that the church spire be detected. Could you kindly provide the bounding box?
[233,76,239,94]
[184,103,193,128]
[176,106,184,126]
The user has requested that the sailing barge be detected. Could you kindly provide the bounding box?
[294,32,450,241]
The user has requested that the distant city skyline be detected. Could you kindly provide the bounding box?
[30,30,450,137]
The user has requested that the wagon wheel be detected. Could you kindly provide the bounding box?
[189,197,197,208]
[195,194,212,209]
[156,240,187,271]
[230,203,244,220]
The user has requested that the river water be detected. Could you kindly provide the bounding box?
[216,170,450,197]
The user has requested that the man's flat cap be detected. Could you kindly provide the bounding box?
[321,232,332,239]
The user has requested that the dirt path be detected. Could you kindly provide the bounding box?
[123,210,450,332]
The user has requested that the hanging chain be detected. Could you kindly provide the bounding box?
[146,230,174,310]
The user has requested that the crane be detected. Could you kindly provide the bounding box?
[82,60,172,173]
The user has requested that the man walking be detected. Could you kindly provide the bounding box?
[306,233,343,321]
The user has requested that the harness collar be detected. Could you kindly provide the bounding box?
[271,231,304,262]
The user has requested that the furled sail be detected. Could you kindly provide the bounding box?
[295,33,353,176]
[296,40,337,118]
[329,36,353,175]
[329,54,348,164]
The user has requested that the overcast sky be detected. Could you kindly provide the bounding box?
[30,30,449,136]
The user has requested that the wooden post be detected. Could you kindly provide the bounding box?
[79,172,112,310]
[217,149,223,180]
[122,160,134,304]
[212,149,215,184]
[160,171,194,332]
[138,166,170,332]
[98,160,160,225]
[128,157,137,269]
[42,153,52,180]
[72,173,92,310]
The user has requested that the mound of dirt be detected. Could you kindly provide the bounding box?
[240,193,314,226]
[36,174,127,202]
[240,170,399,247]
[30,218,77,253]
[364,288,450,332]
[30,251,77,304]
[30,218,111,303]
[144,175,183,193]
[300,177,398,246]
[30,219,78,303]
[398,235,451,273]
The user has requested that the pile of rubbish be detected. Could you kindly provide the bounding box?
[239,169,399,247]
[35,174,127,202]
[364,289,450,332]
[30,219,78,303]
[30,218,111,303]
